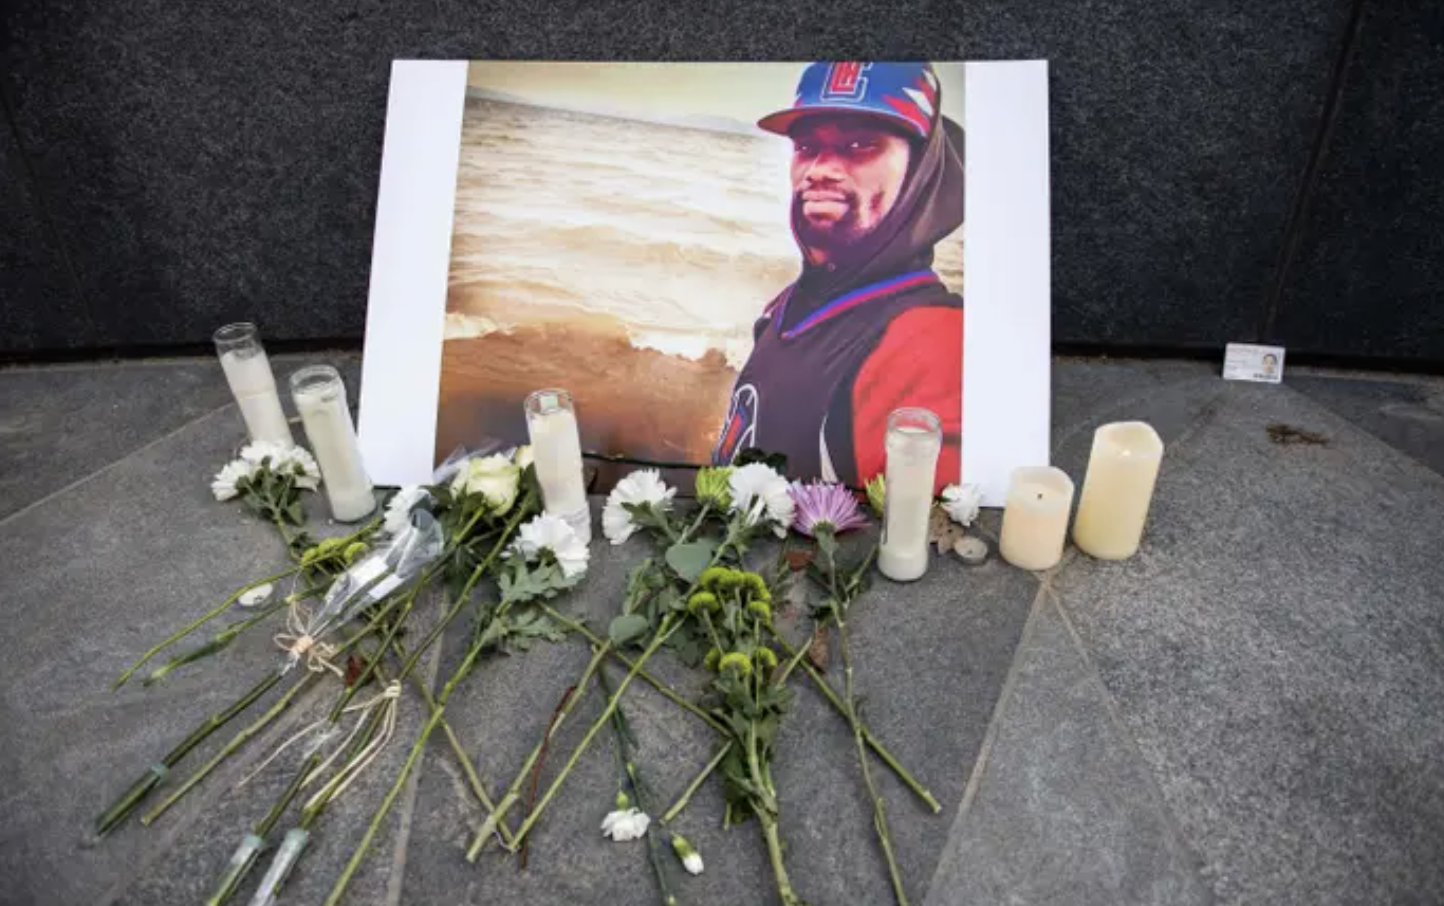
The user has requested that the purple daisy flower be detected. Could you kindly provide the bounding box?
[788,481,869,537]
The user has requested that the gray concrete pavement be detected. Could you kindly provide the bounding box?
[1,355,1441,906]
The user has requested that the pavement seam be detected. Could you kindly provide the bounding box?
[0,402,239,531]
[1048,592,1217,902]
[382,589,448,906]
[919,574,1048,905]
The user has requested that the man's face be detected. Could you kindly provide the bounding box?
[790,116,912,264]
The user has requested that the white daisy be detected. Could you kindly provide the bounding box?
[940,483,982,527]
[237,441,321,490]
[728,463,795,538]
[383,486,431,536]
[601,469,676,546]
[212,459,257,502]
[512,512,590,578]
[600,807,650,842]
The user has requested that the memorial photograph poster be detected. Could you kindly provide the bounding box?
[359,60,1051,505]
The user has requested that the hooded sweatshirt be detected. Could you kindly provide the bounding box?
[713,115,966,490]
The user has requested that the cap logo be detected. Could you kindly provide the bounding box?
[822,62,872,102]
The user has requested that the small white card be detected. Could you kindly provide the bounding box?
[1223,343,1286,384]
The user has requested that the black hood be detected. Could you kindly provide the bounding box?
[789,114,965,309]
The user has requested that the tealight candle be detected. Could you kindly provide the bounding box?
[290,365,375,522]
[525,389,592,543]
[999,466,1075,571]
[1072,421,1163,560]
[878,408,942,582]
[213,322,293,446]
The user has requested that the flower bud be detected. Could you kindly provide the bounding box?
[671,833,704,875]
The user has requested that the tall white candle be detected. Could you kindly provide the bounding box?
[878,408,942,582]
[290,365,375,523]
[526,389,592,543]
[999,466,1075,571]
[213,323,293,446]
[1072,422,1163,560]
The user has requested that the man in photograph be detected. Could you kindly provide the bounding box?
[713,61,966,490]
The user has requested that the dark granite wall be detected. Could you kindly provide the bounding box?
[1,0,1438,364]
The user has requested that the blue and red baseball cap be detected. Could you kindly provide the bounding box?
[757,62,941,141]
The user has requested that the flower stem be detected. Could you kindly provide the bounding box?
[465,638,612,861]
[760,811,805,906]
[320,503,528,903]
[504,618,682,853]
[112,566,300,689]
[322,590,504,906]
[540,605,725,734]
[141,671,321,826]
[678,502,712,544]
[837,605,909,905]
[766,625,940,813]
[661,741,731,824]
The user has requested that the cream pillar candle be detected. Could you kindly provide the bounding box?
[1072,421,1164,560]
[525,389,592,544]
[213,322,293,446]
[878,408,942,582]
[289,365,375,522]
[999,466,1075,571]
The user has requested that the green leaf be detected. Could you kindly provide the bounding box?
[665,540,717,582]
[608,613,650,646]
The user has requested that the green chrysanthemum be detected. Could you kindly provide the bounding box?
[754,646,778,670]
[704,647,722,671]
[747,600,773,623]
[343,541,370,564]
[687,591,720,614]
[698,567,733,591]
[742,573,770,600]
[718,652,753,677]
[865,474,886,519]
[694,467,734,509]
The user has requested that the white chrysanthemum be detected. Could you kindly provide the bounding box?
[212,459,257,501]
[512,445,534,471]
[940,483,982,527]
[383,486,431,536]
[600,807,650,842]
[602,469,676,545]
[728,463,795,538]
[284,446,322,490]
[513,512,590,578]
[451,454,520,515]
[238,441,321,490]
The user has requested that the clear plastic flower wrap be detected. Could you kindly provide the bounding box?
[279,509,444,674]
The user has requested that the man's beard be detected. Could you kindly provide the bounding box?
[793,193,872,261]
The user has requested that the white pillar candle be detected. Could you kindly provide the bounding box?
[878,408,942,582]
[1072,421,1164,560]
[999,466,1075,571]
[525,389,592,543]
[289,365,375,523]
[213,322,293,446]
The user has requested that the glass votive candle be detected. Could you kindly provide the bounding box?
[999,466,1075,571]
[878,407,942,582]
[289,365,375,522]
[213,322,293,446]
[525,389,592,543]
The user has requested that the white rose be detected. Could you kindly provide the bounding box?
[451,454,520,515]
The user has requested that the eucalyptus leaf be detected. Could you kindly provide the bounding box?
[608,613,650,646]
[665,540,717,582]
